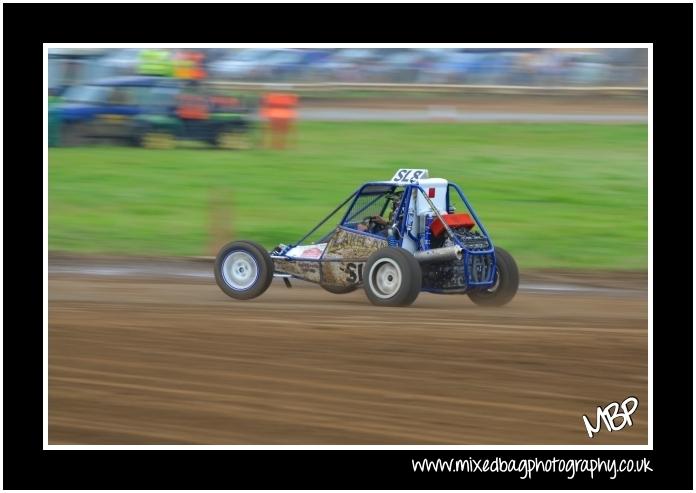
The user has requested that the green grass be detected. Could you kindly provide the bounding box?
[48,122,648,270]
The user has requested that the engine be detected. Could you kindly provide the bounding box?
[445,230,491,251]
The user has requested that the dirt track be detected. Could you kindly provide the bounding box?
[48,261,648,445]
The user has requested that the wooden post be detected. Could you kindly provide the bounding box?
[208,187,234,256]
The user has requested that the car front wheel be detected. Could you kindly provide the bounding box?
[215,241,274,300]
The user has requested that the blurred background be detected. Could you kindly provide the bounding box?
[49,47,648,90]
[48,47,648,270]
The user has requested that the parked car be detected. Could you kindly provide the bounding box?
[362,50,432,82]
[208,49,277,80]
[312,48,381,82]
[267,49,333,81]
[94,48,142,77]
[48,48,109,96]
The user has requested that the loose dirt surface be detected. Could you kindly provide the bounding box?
[49,260,648,445]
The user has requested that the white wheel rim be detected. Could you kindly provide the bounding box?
[222,250,259,290]
[369,258,402,299]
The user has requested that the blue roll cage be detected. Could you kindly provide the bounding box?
[277,180,497,289]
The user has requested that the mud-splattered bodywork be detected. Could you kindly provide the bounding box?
[273,226,387,287]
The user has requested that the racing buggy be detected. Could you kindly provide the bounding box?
[214,169,519,307]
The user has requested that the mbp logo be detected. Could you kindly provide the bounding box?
[582,396,639,438]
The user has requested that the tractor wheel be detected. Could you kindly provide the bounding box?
[141,131,175,149]
[467,246,519,307]
[215,241,274,300]
[363,248,422,307]
[216,130,250,150]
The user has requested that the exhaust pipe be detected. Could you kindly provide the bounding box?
[413,246,462,263]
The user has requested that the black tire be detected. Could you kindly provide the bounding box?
[363,248,422,307]
[60,122,90,147]
[320,283,358,294]
[467,246,519,307]
[214,240,274,300]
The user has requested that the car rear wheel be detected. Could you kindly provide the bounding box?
[467,246,519,307]
[363,248,421,307]
[215,241,274,300]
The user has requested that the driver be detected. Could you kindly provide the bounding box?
[356,191,403,236]
[357,215,389,235]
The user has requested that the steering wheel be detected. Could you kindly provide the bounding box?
[361,216,387,234]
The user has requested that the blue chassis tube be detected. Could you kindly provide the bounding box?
[275,181,497,291]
